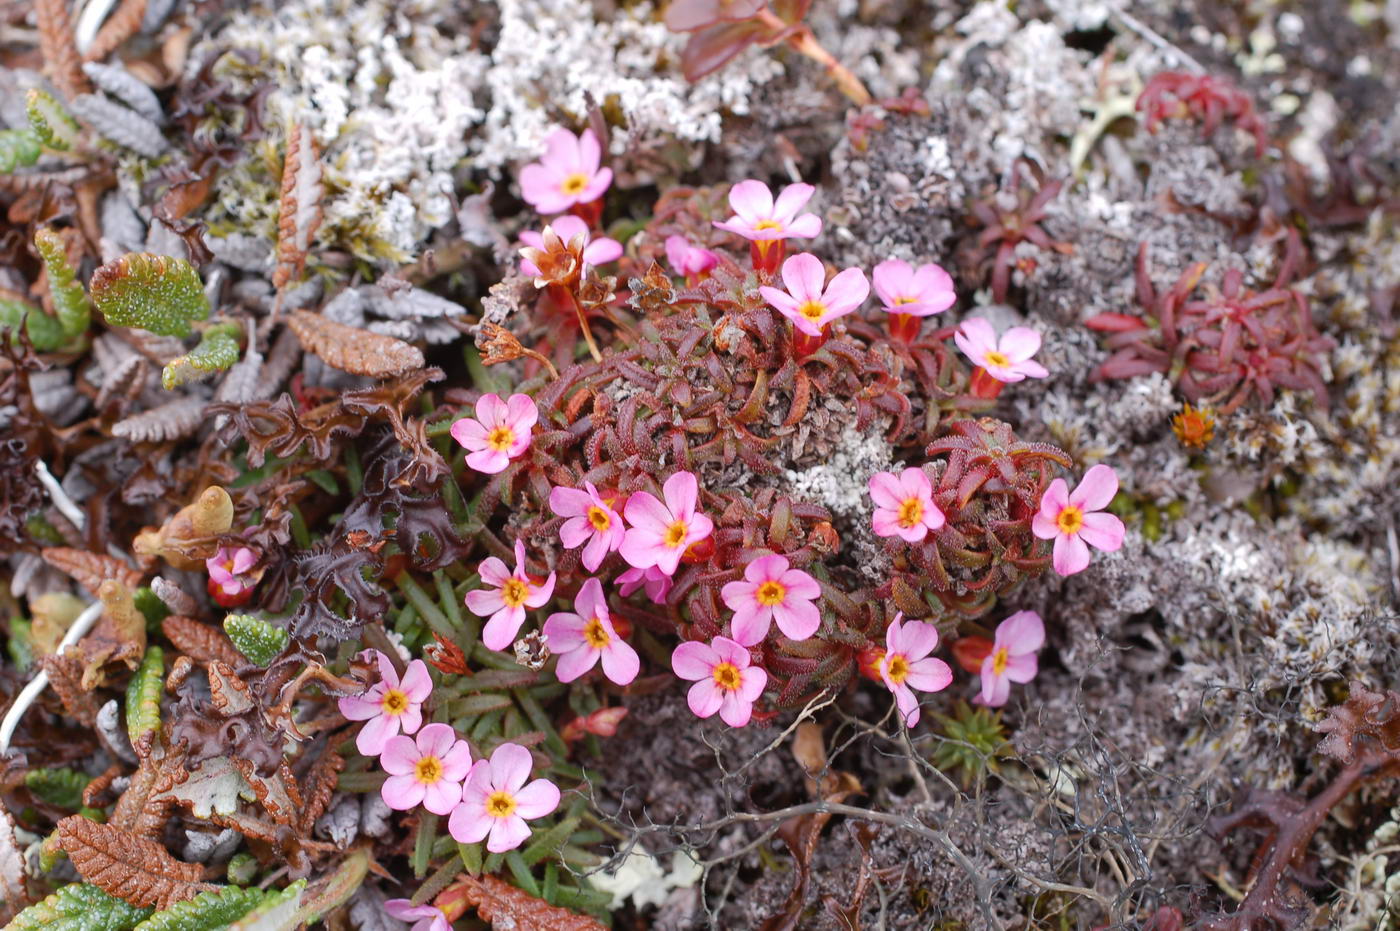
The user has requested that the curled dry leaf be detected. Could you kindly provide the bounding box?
[133,485,234,570]
[0,798,30,919]
[112,396,208,443]
[41,547,144,597]
[287,309,424,377]
[272,123,324,291]
[37,0,91,100]
[437,874,606,931]
[76,578,147,688]
[83,0,148,63]
[57,815,216,909]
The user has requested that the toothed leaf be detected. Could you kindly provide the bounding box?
[91,254,208,338]
[26,89,80,152]
[24,768,90,810]
[223,880,304,931]
[4,882,152,930]
[34,229,92,343]
[130,886,275,931]
[222,615,288,668]
[124,646,164,748]
[0,128,42,172]
[162,327,240,390]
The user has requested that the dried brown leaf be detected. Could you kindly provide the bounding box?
[297,745,344,835]
[288,309,424,377]
[441,874,606,931]
[38,653,101,726]
[0,794,31,919]
[41,547,143,597]
[272,124,324,291]
[57,815,215,909]
[36,0,90,99]
[76,579,146,688]
[161,615,247,668]
[83,0,146,62]
[112,397,207,443]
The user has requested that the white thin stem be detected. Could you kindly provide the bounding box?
[1109,5,1206,73]
[74,0,120,53]
[34,461,85,530]
[0,600,103,753]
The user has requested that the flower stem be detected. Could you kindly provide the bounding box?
[757,12,872,106]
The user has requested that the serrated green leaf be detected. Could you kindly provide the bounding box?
[26,89,80,152]
[4,882,152,931]
[222,615,288,667]
[161,325,241,390]
[226,853,257,886]
[33,230,91,345]
[0,297,66,353]
[124,646,164,748]
[24,768,90,810]
[130,885,270,931]
[91,254,209,338]
[0,127,42,172]
[222,881,303,931]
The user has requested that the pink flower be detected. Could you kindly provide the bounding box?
[1031,464,1126,576]
[338,651,433,756]
[206,546,257,597]
[380,723,473,815]
[720,554,822,646]
[759,253,869,338]
[518,127,613,215]
[542,578,640,685]
[869,468,945,543]
[450,393,538,475]
[977,610,1044,707]
[448,743,560,853]
[549,482,625,572]
[618,471,714,576]
[671,636,767,728]
[616,565,673,604]
[384,900,450,931]
[519,215,621,277]
[713,180,822,242]
[872,259,956,316]
[465,541,557,651]
[953,317,1049,383]
[665,235,719,278]
[878,613,952,728]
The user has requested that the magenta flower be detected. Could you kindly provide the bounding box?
[338,651,433,756]
[518,127,613,215]
[617,565,673,604]
[1032,464,1126,576]
[664,235,719,278]
[450,393,538,475]
[878,613,952,728]
[872,259,956,316]
[206,545,257,597]
[380,723,472,815]
[720,554,822,646]
[759,253,870,337]
[868,467,945,543]
[384,901,450,931]
[519,215,621,277]
[618,471,714,576]
[953,317,1049,383]
[548,481,625,572]
[671,636,767,728]
[465,541,557,651]
[448,743,560,853]
[542,578,640,685]
[713,180,822,243]
[977,610,1044,707]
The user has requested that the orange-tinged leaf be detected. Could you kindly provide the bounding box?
[56,815,215,909]
[437,875,606,931]
[161,615,247,668]
[287,310,424,377]
[42,548,143,597]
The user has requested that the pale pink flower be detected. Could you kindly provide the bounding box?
[519,214,622,277]
[721,554,822,646]
[465,541,557,651]
[872,259,956,316]
[380,723,472,815]
[450,393,538,475]
[713,180,822,242]
[1031,465,1125,576]
[759,253,870,337]
[338,651,433,756]
[868,468,945,543]
[671,636,767,728]
[977,610,1044,707]
[878,613,952,728]
[619,471,714,576]
[665,235,719,278]
[206,545,257,597]
[384,901,450,931]
[953,317,1049,383]
[616,565,673,604]
[542,578,640,685]
[448,743,560,853]
[518,127,613,215]
[549,482,625,572]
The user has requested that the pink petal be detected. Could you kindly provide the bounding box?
[671,641,718,680]
[523,572,556,608]
[687,679,723,718]
[727,179,774,225]
[771,599,820,641]
[230,549,257,574]
[554,645,599,683]
[423,778,463,816]
[559,515,593,550]
[466,449,510,474]
[400,660,433,701]
[954,317,996,360]
[1003,653,1038,684]
[580,167,612,203]
[539,127,581,173]
[868,472,904,510]
[372,650,399,687]
[1070,464,1120,512]
[577,129,601,176]
[728,603,770,647]
[543,611,587,652]
[519,164,567,213]
[550,214,589,241]
[922,501,947,532]
[1052,533,1091,576]
[486,815,531,853]
[505,394,539,431]
[1039,479,1070,517]
[662,471,699,523]
[623,491,674,535]
[893,518,930,543]
[771,182,815,222]
[738,665,767,702]
[575,577,608,620]
[481,606,526,651]
[999,327,1042,362]
[381,774,425,810]
[779,568,820,601]
[718,692,753,727]
[710,635,751,668]
[380,735,420,775]
[518,231,545,251]
[897,467,932,500]
[996,610,1045,655]
[743,553,785,583]
[475,393,507,427]
[549,485,590,518]
[465,587,505,619]
[416,723,456,759]
[904,657,952,693]
[514,778,561,819]
[448,802,490,844]
[1077,511,1125,552]
[721,578,758,611]
[490,742,535,793]
[910,263,955,300]
[600,639,640,685]
[759,287,800,319]
[893,683,921,727]
[618,529,663,571]
[982,673,1011,707]
[477,557,512,589]
[440,743,474,781]
[580,531,611,572]
[355,712,399,756]
[784,213,823,239]
[893,619,939,661]
[583,237,622,266]
[398,706,422,737]
[872,259,912,306]
[780,253,826,303]
[1011,359,1050,379]
[820,267,870,315]
[338,693,382,721]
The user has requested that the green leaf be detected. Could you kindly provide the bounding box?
[223,881,303,931]
[520,816,579,867]
[7,616,34,672]
[34,230,92,344]
[124,646,164,748]
[24,768,90,810]
[132,588,170,631]
[4,882,153,931]
[91,254,209,338]
[131,886,272,931]
[223,615,288,667]
[1,297,66,353]
[25,89,80,152]
[161,325,241,390]
[0,128,42,172]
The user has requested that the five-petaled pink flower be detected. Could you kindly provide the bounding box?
[466,541,558,651]
[760,253,870,337]
[869,467,945,543]
[450,393,538,475]
[671,636,767,728]
[449,743,561,853]
[380,722,473,815]
[878,613,952,728]
[977,610,1044,707]
[721,554,822,646]
[619,471,714,576]
[549,482,625,572]
[542,578,640,685]
[665,235,719,279]
[713,180,822,243]
[338,651,433,756]
[519,214,622,278]
[206,545,257,596]
[872,259,957,316]
[518,127,613,215]
[953,317,1049,383]
[1032,464,1125,576]
[384,900,450,931]
[617,565,673,604]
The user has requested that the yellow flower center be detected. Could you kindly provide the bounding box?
[991,647,1009,676]
[587,505,611,531]
[884,653,910,685]
[897,497,924,528]
[755,580,787,607]
[583,616,611,649]
[984,350,1010,369]
[797,300,826,322]
[487,426,516,452]
[753,219,783,232]
[712,662,742,692]
[380,689,409,716]
[663,520,689,549]
[560,173,588,195]
[1056,505,1084,535]
[221,559,236,573]
[501,577,531,608]
[895,295,918,305]
[414,755,443,785]
[486,790,516,818]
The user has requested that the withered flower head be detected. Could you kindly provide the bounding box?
[576,270,618,315]
[1171,402,1215,449]
[476,321,527,366]
[519,224,586,289]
